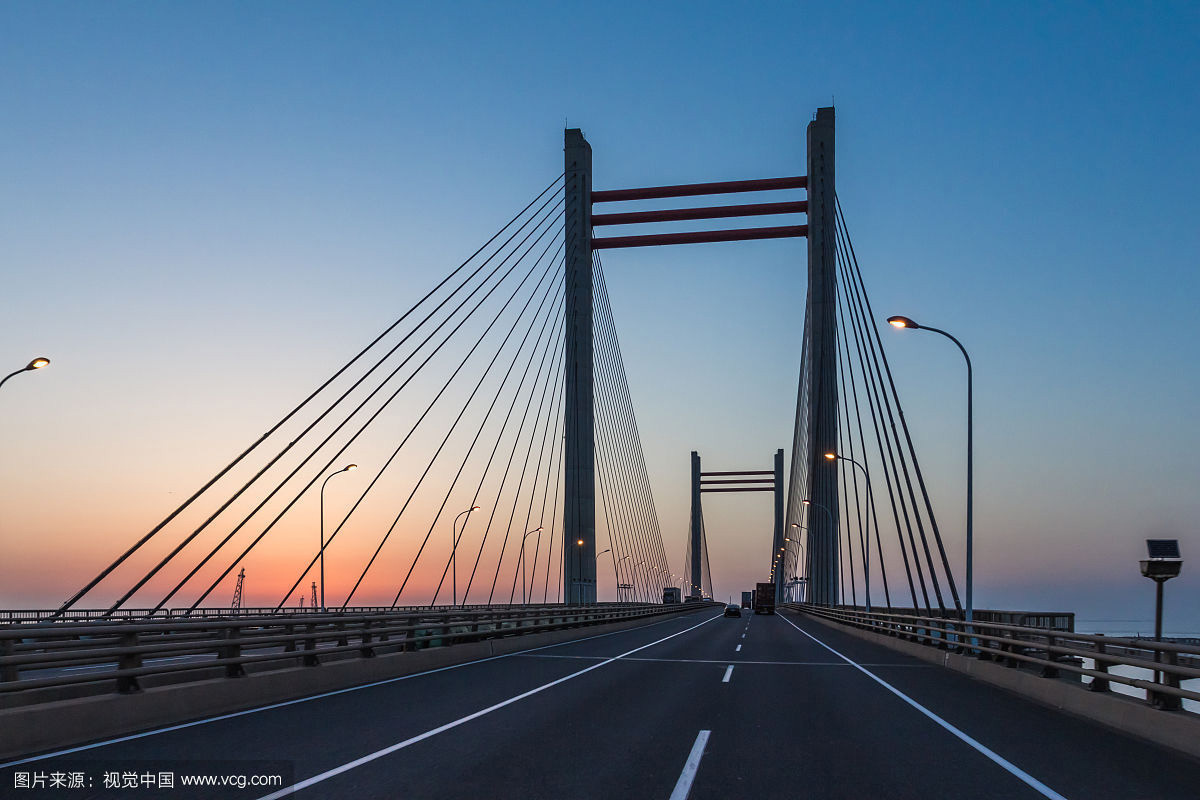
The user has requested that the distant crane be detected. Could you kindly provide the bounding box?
[231,568,245,611]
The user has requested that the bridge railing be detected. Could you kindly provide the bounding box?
[787,603,1200,712]
[0,602,714,701]
[0,603,606,625]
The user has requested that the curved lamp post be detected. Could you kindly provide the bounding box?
[888,314,973,626]
[519,527,544,605]
[825,453,874,613]
[784,526,806,601]
[800,499,832,602]
[452,506,481,607]
[617,555,632,602]
[319,464,357,611]
[596,549,613,601]
[0,357,50,392]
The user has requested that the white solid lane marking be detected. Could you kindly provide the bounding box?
[741,633,746,638]
[778,613,1069,800]
[722,665,733,683]
[254,614,724,800]
[1,611,701,769]
[735,644,742,652]
[669,730,711,800]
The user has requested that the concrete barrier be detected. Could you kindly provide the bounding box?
[1,606,710,761]
[795,609,1200,760]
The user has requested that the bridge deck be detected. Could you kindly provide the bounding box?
[4,608,1198,799]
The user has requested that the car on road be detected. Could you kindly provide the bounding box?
[723,604,742,617]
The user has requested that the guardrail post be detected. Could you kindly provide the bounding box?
[1088,635,1110,692]
[283,623,296,653]
[337,621,349,648]
[935,618,949,650]
[403,617,418,652]
[360,620,376,658]
[974,628,993,660]
[1001,637,1020,668]
[221,627,246,678]
[302,623,320,666]
[1152,649,1182,711]
[0,637,17,683]
[117,631,142,693]
[1040,635,1059,678]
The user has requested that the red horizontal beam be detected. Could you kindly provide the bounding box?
[592,225,807,250]
[592,176,807,203]
[700,479,776,485]
[701,470,775,476]
[701,487,776,493]
[592,201,807,227]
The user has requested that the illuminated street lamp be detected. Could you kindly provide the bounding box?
[452,506,480,607]
[319,464,357,611]
[888,314,974,626]
[824,453,874,613]
[0,357,50,392]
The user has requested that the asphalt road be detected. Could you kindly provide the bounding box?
[5,607,1200,799]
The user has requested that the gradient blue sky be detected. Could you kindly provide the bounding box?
[2,1,1197,631]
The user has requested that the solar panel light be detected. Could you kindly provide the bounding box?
[1140,539,1182,581]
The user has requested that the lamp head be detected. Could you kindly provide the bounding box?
[576,539,584,546]
[344,464,358,472]
[824,452,837,461]
[887,315,919,330]
[26,357,50,370]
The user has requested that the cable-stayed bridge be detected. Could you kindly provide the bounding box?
[2,108,1199,798]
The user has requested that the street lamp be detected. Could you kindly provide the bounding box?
[616,555,632,602]
[800,500,832,604]
[519,527,544,605]
[596,549,614,601]
[0,357,50,392]
[824,453,874,613]
[570,538,586,605]
[888,314,973,626]
[319,464,357,611]
[1140,539,1183,704]
[452,506,480,607]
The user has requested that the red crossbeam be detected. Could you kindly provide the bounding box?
[592,225,807,250]
[700,479,776,485]
[592,176,807,203]
[700,487,776,493]
[592,201,807,227]
[700,470,775,476]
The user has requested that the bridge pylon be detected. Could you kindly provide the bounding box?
[563,129,597,604]
[802,107,840,606]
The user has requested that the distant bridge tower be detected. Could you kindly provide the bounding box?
[310,581,318,611]
[690,450,784,599]
[563,129,597,604]
[230,567,245,611]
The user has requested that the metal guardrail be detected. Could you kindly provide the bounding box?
[0,604,588,625]
[0,603,714,698]
[789,603,1200,712]
[824,605,1075,632]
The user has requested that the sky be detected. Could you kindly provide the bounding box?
[1,1,1198,633]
